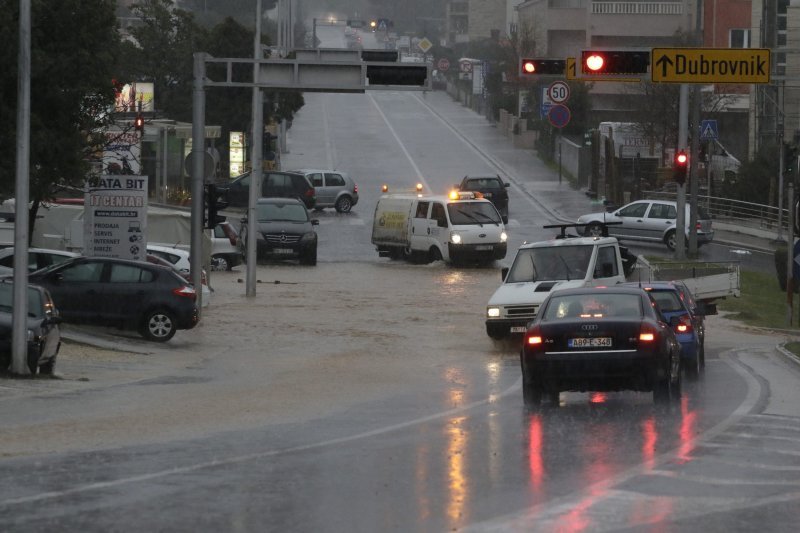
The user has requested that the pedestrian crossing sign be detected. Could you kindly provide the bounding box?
[700,119,719,140]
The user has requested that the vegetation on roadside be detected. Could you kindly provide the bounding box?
[716,270,799,331]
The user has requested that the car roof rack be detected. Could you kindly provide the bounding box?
[543,222,622,239]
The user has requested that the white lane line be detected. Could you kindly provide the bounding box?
[367,93,430,191]
[0,380,522,507]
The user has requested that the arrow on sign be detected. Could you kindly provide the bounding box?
[655,54,674,78]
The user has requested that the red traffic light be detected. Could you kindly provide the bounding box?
[673,149,688,185]
[134,114,144,132]
[519,58,566,76]
[580,50,649,75]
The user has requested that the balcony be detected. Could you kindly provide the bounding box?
[592,2,684,15]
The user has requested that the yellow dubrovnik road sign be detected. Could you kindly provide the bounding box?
[566,57,642,83]
[651,48,770,84]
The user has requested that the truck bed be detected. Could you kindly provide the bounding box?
[633,260,741,301]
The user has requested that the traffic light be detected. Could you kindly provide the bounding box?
[204,184,227,229]
[134,114,144,132]
[581,50,650,75]
[519,58,566,76]
[673,150,689,185]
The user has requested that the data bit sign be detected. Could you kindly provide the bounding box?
[651,48,771,84]
[84,176,148,260]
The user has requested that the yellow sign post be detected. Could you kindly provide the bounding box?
[651,48,771,84]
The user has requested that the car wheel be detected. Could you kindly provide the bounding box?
[685,347,702,381]
[335,196,353,213]
[140,309,177,342]
[39,359,56,375]
[585,222,604,237]
[27,347,41,375]
[212,255,229,272]
[521,353,542,407]
[428,246,443,263]
[665,230,677,250]
[486,324,506,340]
[301,247,317,266]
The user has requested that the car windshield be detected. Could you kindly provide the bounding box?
[542,293,643,320]
[447,201,501,225]
[506,246,593,282]
[648,289,685,313]
[465,178,502,189]
[256,203,308,222]
[0,283,45,318]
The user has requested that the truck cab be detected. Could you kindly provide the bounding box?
[485,233,631,340]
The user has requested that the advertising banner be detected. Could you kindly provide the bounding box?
[84,176,148,260]
[103,125,141,175]
[113,81,155,113]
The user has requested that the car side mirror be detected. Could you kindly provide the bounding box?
[501,267,509,281]
[504,182,510,188]
[311,219,320,226]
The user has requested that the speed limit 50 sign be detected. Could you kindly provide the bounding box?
[547,81,570,104]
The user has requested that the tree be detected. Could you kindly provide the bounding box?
[0,0,120,237]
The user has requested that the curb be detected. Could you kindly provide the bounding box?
[777,343,800,367]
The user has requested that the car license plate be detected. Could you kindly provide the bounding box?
[476,245,493,251]
[568,337,612,348]
[274,248,294,254]
[510,326,526,333]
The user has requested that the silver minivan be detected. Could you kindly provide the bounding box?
[576,199,714,250]
[290,169,359,213]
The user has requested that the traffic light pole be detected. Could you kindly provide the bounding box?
[675,84,688,260]
[191,53,206,313]
[688,83,700,256]
[247,0,263,298]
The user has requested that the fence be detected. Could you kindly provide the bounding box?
[642,189,788,234]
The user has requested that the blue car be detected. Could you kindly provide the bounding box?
[625,281,707,379]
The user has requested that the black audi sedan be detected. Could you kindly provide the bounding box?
[520,286,682,407]
[28,256,198,342]
[239,197,319,266]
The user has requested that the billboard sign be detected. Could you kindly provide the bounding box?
[84,176,148,260]
[113,81,155,113]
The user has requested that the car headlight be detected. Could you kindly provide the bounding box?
[487,307,500,318]
[500,231,508,242]
[451,232,462,244]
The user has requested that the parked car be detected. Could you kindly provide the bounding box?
[211,221,241,271]
[288,169,359,213]
[455,175,510,223]
[0,247,80,272]
[146,245,211,306]
[215,171,316,210]
[239,197,319,266]
[520,286,682,406]
[28,257,198,342]
[576,199,714,250]
[623,280,708,379]
[0,280,62,374]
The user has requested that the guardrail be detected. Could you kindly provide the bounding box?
[642,190,788,235]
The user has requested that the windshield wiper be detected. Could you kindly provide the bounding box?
[557,254,571,281]
[453,208,482,226]
[472,211,500,225]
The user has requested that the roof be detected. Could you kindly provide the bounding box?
[545,286,648,297]
[255,197,305,206]
[519,236,619,249]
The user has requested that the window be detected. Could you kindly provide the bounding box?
[594,246,619,278]
[730,29,750,48]
[652,291,683,313]
[213,225,225,238]
[326,173,346,187]
[647,203,677,220]
[431,203,448,227]
[415,201,429,218]
[266,174,288,188]
[149,250,180,265]
[309,173,324,187]
[110,264,146,283]
[618,202,648,218]
[60,261,104,282]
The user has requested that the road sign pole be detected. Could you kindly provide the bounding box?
[247,0,263,298]
[191,53,206,315]
[689,84,700,256]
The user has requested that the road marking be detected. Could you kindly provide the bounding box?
[367,93,430,191]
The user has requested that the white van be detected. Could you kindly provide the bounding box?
[371,192,508,264]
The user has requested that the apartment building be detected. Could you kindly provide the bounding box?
[446,1,526,45]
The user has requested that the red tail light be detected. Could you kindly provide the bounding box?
[304,188,315,198]
[354,184,358,194]
[695,222,702,230]
[639,329,655,342]
[526,327,543,347]
[173,285,197,300]
[675,315,693,334]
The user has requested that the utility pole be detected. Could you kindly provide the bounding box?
[676,84,688,260]
[246,0,263,297]
[688,0,703,257]
[11,0,31,375]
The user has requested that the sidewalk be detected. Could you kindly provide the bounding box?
[421,91,782,254]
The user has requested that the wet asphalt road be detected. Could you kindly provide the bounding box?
[3,48,800,530]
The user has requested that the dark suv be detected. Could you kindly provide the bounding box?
[239,197,319,266]
[456,175,510,223]
[217,171,316,210]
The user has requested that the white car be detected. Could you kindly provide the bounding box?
[576,199,714,250]
[211,222,241,271]
[0,247,80,272]
[147,244,211,307]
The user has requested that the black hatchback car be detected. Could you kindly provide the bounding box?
[456,175,510,223]
[0,281,62,375]
[239,197,319,266]
[216,171,316,210]
[28,257,198,342]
